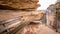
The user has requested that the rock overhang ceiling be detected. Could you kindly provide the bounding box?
[0,0,40,10]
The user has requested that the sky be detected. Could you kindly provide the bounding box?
[37,0,57,10]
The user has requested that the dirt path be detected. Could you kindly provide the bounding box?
[37,24,59,34]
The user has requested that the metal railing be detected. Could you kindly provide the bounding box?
[0,16,22,25]
[0,16,41,34]
[0,16,30,34]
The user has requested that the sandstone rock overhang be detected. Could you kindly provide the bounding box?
[0,0,40,10]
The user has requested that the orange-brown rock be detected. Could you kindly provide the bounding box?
[0,10,44,33]
[0,0,40,10]
[0,10,44,22]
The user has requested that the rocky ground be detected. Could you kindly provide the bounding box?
[20,22,59,34]
[36,24,59,34]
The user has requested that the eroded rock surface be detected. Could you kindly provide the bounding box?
[0,0,40,10]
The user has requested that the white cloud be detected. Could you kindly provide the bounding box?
[37,0,57,10]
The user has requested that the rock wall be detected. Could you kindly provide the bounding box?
[0,0,42,22]
[0,0,44,34]
[52,2,60,33]
[0,0,40,10]
[0,10,44,22]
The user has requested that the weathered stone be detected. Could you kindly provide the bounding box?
[0,0,41,33]
[53,2,60,33]
[0,10,44,22]
[55,2,60,21]
[0,0,40,10]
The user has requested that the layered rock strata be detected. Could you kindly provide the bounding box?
[0,0,40,10]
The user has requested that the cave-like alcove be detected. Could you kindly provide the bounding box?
[0,5,17,10]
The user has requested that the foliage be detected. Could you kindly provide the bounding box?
[56,2,60,21]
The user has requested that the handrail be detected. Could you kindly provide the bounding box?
[8,22,30,34]
[0,21,22,33]
[0,16,23,33]
[0,16,41,34]
[0,16,22,25]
